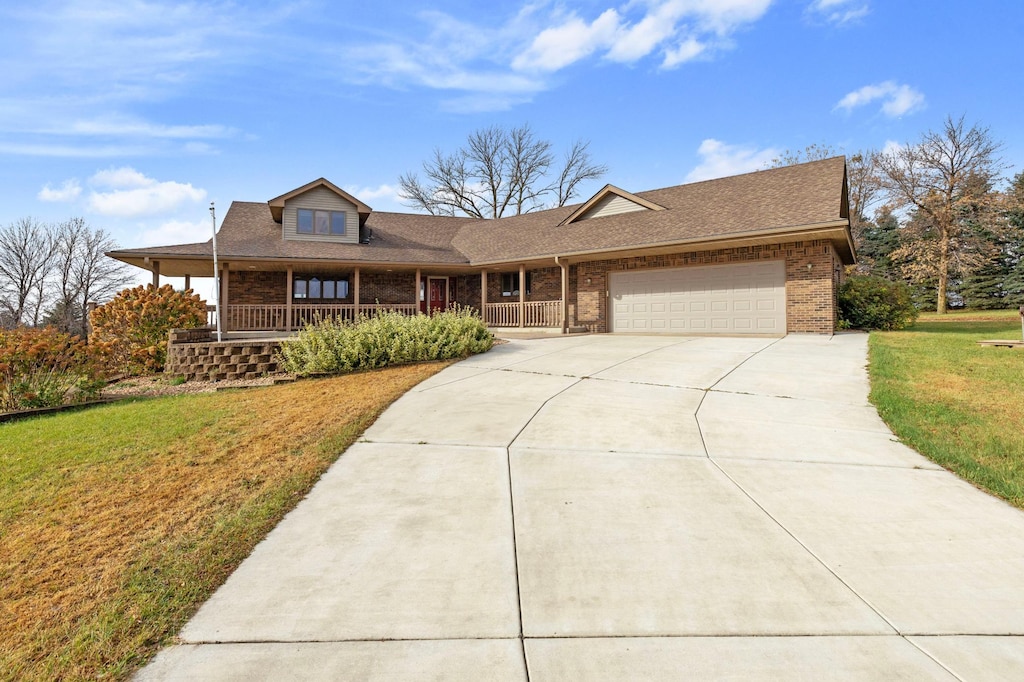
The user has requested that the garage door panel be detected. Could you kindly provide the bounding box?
[610,261,786,335]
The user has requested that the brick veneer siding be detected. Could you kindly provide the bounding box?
[453,274,481,309]
[361,272,418,306]
[486,266,562,303]
[573,240,839,334]
[230,271,289,304]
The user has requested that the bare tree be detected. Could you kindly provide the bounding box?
[70,225,133,338]
[765,142,841,169]
[0,217,55,328]
[876,116,1006,313]
[399,124,607,219]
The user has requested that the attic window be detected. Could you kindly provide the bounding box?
[297,209,346,236]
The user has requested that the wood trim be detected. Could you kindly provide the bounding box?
[519,263,526,329]
[286,266,293,332]
[353,267,360,317]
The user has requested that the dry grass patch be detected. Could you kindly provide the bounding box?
[0,361,448,681]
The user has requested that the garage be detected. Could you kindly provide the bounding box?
[609,261,786,334]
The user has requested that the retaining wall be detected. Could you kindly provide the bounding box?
[165,329,282,381]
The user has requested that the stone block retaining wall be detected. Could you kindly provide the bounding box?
[165,329,282,381]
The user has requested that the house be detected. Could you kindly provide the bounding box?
[107,156,855,335]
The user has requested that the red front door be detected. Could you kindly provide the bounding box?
[428,278,447,314]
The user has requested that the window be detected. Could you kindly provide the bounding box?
[296,209,346,236]
[293,276,349,300]
[501,271,532,297]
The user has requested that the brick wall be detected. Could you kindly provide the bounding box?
[453,274,481,309]
[229,271,288,304]
[573,240,838,334]
[361,272,417,306]
[485,266,562,303]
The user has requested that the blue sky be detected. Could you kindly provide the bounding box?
[2,0,1022,285]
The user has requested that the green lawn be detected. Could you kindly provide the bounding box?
[0,362,447,682]
[869,308,1024,508]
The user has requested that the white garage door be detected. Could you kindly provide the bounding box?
[610,261,786,334]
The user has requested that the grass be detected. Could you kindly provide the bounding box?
[869,308,1024,508]
[0,361,448,681]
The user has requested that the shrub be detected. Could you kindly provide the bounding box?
[90,284,207,375]
[838,276,919,331]
[0,327,104,412]
[278,306,494,376]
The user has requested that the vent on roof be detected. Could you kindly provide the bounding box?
[359,225,373,244]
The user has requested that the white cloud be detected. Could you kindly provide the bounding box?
[808,0,869,25]
[37,179,82,202]
[91,167,153,189]
[663,38,707,68]
[685,138,778,182]
[516,0,773,73]
[87,167,206,218]
[140,219,211,247]
[835,81,925,117]
[343,1,774,110]
[512,9,621,72]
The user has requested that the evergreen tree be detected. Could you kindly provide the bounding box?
[858,207,901,279]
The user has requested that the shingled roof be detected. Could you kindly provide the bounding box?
[108,156,852,271]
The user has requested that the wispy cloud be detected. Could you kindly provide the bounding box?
[835,81,925,117]
[87,167,206,218]
[685,139,778,182]
[0,2,269,156]
[807,0,870,25]
[342,1,775,111]
[38,179,82,202]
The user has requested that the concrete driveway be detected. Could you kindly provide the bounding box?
[139,334,1024,681]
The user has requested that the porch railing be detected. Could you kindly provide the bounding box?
[484,300,562,327]
[224,303,420,331]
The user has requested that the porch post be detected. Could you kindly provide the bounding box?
[152,260,160,288]
[519,263,526,328]
[220,264,230,332]
[286,266,293,332]
[184,274,191,292]
[560,259,569,334]
[353,267,360,318]
[480,270,487,323]
[415,268,421,314]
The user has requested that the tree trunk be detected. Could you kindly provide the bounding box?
[937,236,950,314]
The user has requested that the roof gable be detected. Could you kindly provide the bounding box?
[559,184,666,225]
[268,178,372,223]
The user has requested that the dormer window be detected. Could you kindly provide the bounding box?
[297,209,346,236]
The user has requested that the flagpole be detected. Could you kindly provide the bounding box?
[210,202,222,342]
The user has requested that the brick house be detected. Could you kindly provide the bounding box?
[108,156,855,335]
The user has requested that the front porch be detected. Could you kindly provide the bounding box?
[222,300,564,332]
